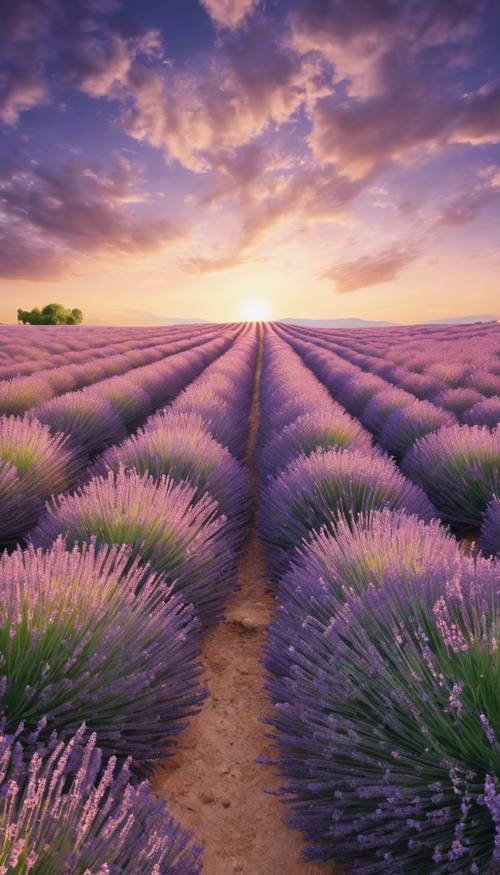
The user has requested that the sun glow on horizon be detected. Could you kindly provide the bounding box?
[241,297,270,322]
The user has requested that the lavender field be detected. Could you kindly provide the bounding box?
[0,320,499,874]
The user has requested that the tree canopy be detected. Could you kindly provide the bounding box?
[17,304,83,325]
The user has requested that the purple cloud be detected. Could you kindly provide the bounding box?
[322,244,420,293]
[200,0,261,29]
[434,179,500,227]
[0,156,182,279]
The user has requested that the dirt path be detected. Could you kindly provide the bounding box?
[154,329,328,874]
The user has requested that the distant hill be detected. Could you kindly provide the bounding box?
[280,318,397,328]
[88,309,207,326]
[424,314,498,325]
[281,315,498,328]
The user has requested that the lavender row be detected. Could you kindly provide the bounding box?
[31,327,257,631]
[0,324,228,416]
[0,327,257,872]
[258,331,436,578]
[278,325,500,549]
[257,328,499,873]
[0,322,222,380]
[0,330,237,549]
[281,322,500,427]
[0,321,228,368]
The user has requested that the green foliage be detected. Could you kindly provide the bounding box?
[17,304,83,325]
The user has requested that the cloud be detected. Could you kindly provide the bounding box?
[0,0,161,123]
[0,155,183,279]
[200,0,261,29]
[290,0,481,98]
[0,229,66,280]
[322,244,420,293]
[182,160,364,273]
[433,177,500,227]
[0,0,53,124]
[181,251,250,273]
[122,26,328,171]
[289,1,500,180]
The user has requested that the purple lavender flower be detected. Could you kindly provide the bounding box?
[396,370,445,400]
[268,509,459,678]
[403,424,500,531]
[261,409,373,480]
[267,554,499,870]
[0,539,204,770]
[33,391,127,456]
[466,370,500,398]
[31,468,235,627]
[464,397,500,429]
[379,400,456,459]
[428,361,469,388]
[0,725,202,872]
[0,415,84,500]
[260,448,436,578]
[336,372,388,418]
[0,375,55,416]
[89,374,153,427]
[361,386,414,436]
[169,393,245,457]
[0,461,35,548]
[94,412,250,548]
[480,494,500,556]
[0,416,85,545]
[434,387,484,420]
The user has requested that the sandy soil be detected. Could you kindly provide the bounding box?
[154,332,329,874]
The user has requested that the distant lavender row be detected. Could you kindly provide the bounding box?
[0,324,228,416]
[258,331,435,578]
[278,325,500,541]
[0,330,237,548]
[0,322,222,380]
[0,321,228,366]
[285,320,500,394]
[280,321,500,426]
[258,326,499,872]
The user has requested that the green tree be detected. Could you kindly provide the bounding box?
[17,304,83,325]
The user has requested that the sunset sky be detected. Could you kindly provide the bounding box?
[1,0,500,324]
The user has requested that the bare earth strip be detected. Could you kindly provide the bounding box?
[154,330,328,874]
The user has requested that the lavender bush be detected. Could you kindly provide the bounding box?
[0,725,202,873]
[91,374,153,427]
[31,468,235,627]
[434,388,484,420]
[0,540,203,770]
[268,555,499,871]
[480,494,500,557]
[403,424,500,531]
[0,416,85,545]
[0,415,83,500]
[95,413,250,547]
[0,462,33,548]
[260,448,435,578]
[261,409,373,480]
[361,387,414,436]
[33,392,127,457]
[379,400,456,459]
[0,376,54,416]
[464,397,500,429]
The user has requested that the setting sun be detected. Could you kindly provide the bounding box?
[241,298,270,322]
